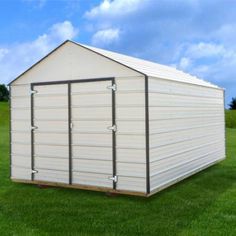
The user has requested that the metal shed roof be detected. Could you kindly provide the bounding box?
[80,43,220,89]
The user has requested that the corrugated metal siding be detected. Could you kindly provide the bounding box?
[115,77,146,192]
[71,80,113,188]
[10,84,31,180]
[149,77,225,192]
[33,84,69,183]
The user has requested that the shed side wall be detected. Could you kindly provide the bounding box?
[149,77,225,192]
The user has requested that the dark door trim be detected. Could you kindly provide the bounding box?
[111,78,117,190]
[31,77,116,190]
[68,82,72,184]
[31,83,35,181]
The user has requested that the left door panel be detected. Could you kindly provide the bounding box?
[32,84,69,183]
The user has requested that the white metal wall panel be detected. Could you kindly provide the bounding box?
[71,80,113,188]
[148,77,222,97]
[73,172,112,188]
[116,176,146,193]
[150,149,225,190]
[33,84,69,183]
[11,108,30,120]
[11,166,32,180]
[11,155,31,168]
[149,77,225,192]
[115,77,146,193]
[35,169,69,184]
[11,84,32,180]
[73,146,112,161]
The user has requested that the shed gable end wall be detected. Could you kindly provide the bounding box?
[10,42,147,194]
[12,41,141,85]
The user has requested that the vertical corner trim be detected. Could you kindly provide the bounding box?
[145,75,150,194]
[9,86,12,179]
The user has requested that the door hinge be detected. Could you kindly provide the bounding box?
[108,175,118,183]
[107,125,117,132]
[32,169,38,174]
[70,122,73,129]
[107,84,117,91]
[30,90,38,95]
[31,126,38,130]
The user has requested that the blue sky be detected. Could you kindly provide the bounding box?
[0,0,235,106]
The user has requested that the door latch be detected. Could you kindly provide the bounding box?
[70,122,73,129]
[32,170,38,174]
[108,176,118,183]
[31,126,38,130]
[107,125,117,132]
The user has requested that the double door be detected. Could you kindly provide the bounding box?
[31,78,116,189]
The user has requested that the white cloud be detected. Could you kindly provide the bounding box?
[92,28,120,46]
[175,41,236,84]
[0,48,9,61]
[22,0,47,8]
[85,0,144,18]
[0,21,78,84]
[185,42,226,59]
[51,21,78,40]
[179,57,191,70]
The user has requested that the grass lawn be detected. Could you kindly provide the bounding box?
[0,101,236,236]
[225,110,236,128]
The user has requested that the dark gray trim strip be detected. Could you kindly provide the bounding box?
[9,86,12,178]
[145,75,150,194]
[31,77,114,86]
[31,84,35,181]
[111,78,117,190]
[68,83,72,184]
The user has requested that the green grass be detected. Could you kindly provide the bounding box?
[226,110,236,128]
[0,101,236,236]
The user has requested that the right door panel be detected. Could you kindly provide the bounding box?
[71,80,114,188]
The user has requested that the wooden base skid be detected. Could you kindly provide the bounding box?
[11,179,148,197]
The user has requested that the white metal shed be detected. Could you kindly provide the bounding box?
[9,40,225,197]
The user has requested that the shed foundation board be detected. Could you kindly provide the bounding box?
[11,179,147,197]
